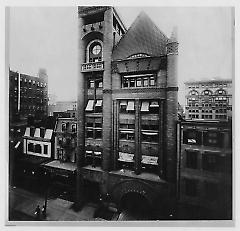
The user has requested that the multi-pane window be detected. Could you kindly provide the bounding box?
[183,129,202,145]
[122,74,156,88]
[85,117,102,139]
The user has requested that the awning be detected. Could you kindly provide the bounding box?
[44,129,53,140]
[95,100,102,107]
[34,128,40,138]
[24,127,30,137]
[150,101,159,107]
[120,100,127,106]
[141,101,149,112]
[86,150,92,154]
[126,101,135,111]
[85,100,94,111]
[142,131,158,136]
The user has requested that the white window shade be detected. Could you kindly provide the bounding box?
[126,101,135,111]
[95,100,102,107]
[44,129,53,140]
[142,131,158,136]
[118,152,134,162]
[141,155,158,165]
[85,100,94,111]
[150,101,159,107]
[24,127,30,137]
[120,100,127,106]
[141,101,149,112]
[34,128,40,138]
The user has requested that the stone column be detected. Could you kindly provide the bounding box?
[134,99,141,174]
[102,8,114,171]
[165,27,179,182]
[76,15,86,208]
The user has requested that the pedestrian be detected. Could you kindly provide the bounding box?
[42,205,46,219]
[34,205,41,220]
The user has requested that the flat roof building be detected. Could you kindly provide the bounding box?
[184,79,232,121]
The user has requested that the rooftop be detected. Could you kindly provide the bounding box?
[112,11,168,60]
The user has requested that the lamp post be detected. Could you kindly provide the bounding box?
[43,170,51,218]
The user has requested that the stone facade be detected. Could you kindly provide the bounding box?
[184,80,232,121]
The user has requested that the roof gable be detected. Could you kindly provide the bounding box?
[112,11,168,60]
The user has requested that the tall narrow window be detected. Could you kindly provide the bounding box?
[44,145,48,155]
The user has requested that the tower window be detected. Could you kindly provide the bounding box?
[87,40,103,63]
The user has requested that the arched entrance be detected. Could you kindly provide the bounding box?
[119,192,151,220]
[110,180,157,220]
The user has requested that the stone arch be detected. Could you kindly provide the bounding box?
[201,89,213,96]
[215,89,227,95]
[110,179,157,210]
[189,90,199,96]
[81,32,103,63]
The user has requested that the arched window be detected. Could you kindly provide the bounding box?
[215,89,227,95]
[189,90,199,96]
[86,40,103,63]
[202,90,213,96]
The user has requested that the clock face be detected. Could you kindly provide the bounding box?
[92,44,101,55]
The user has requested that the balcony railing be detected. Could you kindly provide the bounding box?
[81,61,104,72]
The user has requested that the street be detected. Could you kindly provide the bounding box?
[9,186,99,221]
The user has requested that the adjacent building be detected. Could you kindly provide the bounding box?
[184,79,232,120]
[9,69,48,122]
[48,101,77,116]
[54,117,77,163]
[76,6,179,217]
[23,127,54,158]
[177,120,232,219]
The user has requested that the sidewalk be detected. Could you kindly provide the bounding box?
[9,186,99,221]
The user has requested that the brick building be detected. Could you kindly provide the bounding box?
[48,101,77,116]
[54,117,77,163]
[76,6,179,218]
[177,120,232,219]
[9,69,48,122]
[184,79,232,120]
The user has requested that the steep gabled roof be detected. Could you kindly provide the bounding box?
[112,11,168,61]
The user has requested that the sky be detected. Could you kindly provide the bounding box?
[8,6,233,105]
